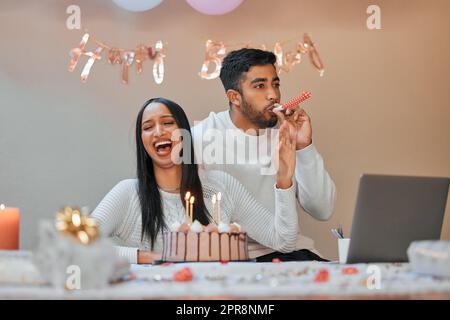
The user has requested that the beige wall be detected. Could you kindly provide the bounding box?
[0,0,449,259]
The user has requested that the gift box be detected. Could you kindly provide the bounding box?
[33,207,129,290]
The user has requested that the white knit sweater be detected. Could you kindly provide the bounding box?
[90,170,298,264]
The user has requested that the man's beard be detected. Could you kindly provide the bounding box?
[241,98,278,129]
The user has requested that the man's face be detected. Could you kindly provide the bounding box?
[239,64,281,128]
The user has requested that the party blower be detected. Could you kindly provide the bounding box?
[273,91,312,114]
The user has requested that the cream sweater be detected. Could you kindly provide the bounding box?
[90,170,298,264]
[191,110,337,257]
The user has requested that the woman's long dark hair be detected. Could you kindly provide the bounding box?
[135,97,210,249]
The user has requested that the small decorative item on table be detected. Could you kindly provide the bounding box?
[174,267,193,282]
[0,204,20,250]
[33,206,129,290]
[407,240,450,278]
[314,268,330,283]
[342,267,358,275]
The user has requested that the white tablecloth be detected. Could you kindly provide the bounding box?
[1,251,450,299]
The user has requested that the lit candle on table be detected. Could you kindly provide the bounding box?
[0,204,20,250]
[184,191,191,224]
[217,192,222,225]
[211,194,216,224]
[189,196,195,224]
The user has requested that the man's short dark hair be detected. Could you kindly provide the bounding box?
[219,48,276,93]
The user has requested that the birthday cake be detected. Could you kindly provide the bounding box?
[162,221,249,262]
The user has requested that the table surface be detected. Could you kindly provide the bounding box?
[1,251,450,299]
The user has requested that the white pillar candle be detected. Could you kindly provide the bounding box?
[189,196,195,224]
[184,191,191,224]
[217,192,222,225]
[211,194,216,224]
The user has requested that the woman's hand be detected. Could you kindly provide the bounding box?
[137,250,161,264]
[274,112,296,189]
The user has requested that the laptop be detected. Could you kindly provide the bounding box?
[346,174,449,264]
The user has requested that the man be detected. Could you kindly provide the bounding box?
[192,48,336,261]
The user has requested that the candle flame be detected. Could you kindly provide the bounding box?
[212,194,216,204]
[190,196,195,204]
[78,231,89,245]
[0,204,5,210]
[72,212,81,227]
[217,192,222,201]
[185,191,191,200]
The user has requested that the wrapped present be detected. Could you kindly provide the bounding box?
[33,207,129,290]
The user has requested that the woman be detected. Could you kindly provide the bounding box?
[91,97,298,264]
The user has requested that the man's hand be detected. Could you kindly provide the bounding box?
[285,107,313,150]
[275,120,296,189]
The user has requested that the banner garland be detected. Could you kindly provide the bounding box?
[68,33,165,84]
[67,33,323,85]
[198,33,325,80]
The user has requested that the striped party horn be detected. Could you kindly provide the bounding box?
[273,91,312,112]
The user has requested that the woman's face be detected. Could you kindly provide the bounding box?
[141,102,181,168]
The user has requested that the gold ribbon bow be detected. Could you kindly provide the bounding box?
[55,207,99,245]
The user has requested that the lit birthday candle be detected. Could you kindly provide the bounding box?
[211,194,217,224]
[189,196,195,224]
[0,204,20,250]
[217,192,222,225]
[184,192,191,224]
